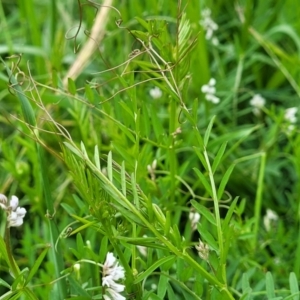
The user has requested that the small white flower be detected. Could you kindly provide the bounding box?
[104,288,126,300]
[284,107,297,124]
[201,78,220,104]
[0,195,26,227]
[102,252,125,300]
[195,239,209,261]
[86,240,92,249]
[200,8,218,41]
[205,93,220,104]
[263,209,278,232]
[147,159,157,181]
[250,94,266,116]
[9,195,19,211]
[189,210,200,231]
[73,263,80,272]
[73,263,81,279]
[149,87,162,99]
[8,207,26,227]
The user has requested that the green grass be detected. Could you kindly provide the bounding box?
[1,0,300,299]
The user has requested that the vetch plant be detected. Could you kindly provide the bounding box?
[2,1,300,299]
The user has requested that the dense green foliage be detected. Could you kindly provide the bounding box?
[0,0,300,299]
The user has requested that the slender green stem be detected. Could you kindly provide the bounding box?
[203,149,226,283]
[169,98,177,206]
[5,227,20,278]
[253,152,266,249]
[232,55,244,126]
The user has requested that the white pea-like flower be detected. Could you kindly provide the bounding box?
[195,239,209,261]
[201,78,220,104]
[189,210,200,231]
[0,194,26,227]
[249,94,266,116]
[8,207,27,227]
[263,209,278,232]
[102,252,125,300]
[200,8,219,43]
[149,87,162,99]
[147,159,157,181]
[284,107,298,124]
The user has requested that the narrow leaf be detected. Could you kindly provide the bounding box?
[68,276,91,297]
[134,256,176,284]
[223,197,239,230]
[131,173,139,208]
[107,151,113,182]
[194,147,209,171]
[25,246,49,285]
[197,223,219,252]
[217,164,235,199]
[121,161,126,196]
[64,142,82,157]
[80,141,88,158]
[212,142,227,173]
[61,202,76,216]
[241,273,252,295]
[193,168,212,197]
[94,145,101,170]
[204,115,216,147]
[0,235,9,265]
[190,200,216,226]
[76,233,84,255]
[0,279,10,289]
[289,272,299,300]
[68,78,76,95]
[85,84,94,103]
[22,287,39,300]
[266,272,275,298]
[151,105,164,140]
[157,272,168,298]
[135,16,150,31]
